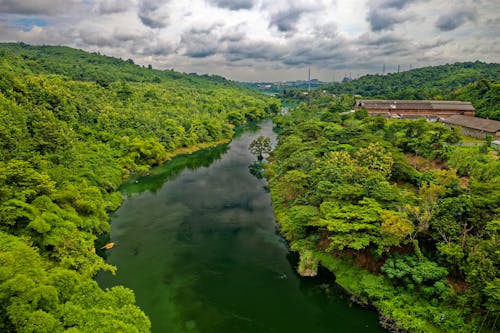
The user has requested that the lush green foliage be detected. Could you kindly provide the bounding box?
[447,79,500,119]
[267,97,499,332]
[0,43,235,87]
[0,43,278,332]
[0,232,150,333]
[321,61,500,120]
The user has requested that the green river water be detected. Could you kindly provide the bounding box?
[97,120,386,333]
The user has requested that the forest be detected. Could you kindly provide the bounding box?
[318,62,500,120]
[0,43,278,332]
[1,42,498,333]
[266,96,499,332]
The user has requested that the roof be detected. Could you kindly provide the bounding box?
[355,99,475,111]
[442,115,500,133]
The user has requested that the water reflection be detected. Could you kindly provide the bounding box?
[248,161,265,179]
[121,143,229,195]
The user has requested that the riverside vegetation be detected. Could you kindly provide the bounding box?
[266,96,499,332]
[0,43,278,332]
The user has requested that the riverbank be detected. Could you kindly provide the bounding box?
[264,103,493,332]
[266,161,473,333]
[272,223,445,332]
[164,139,231,160]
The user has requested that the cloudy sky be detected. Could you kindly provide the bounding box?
[0,0,499,81]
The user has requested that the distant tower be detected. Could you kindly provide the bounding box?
[308,67,311,92]
[397,65,400,73]
[382,64,386,74]
[410,64,413,70]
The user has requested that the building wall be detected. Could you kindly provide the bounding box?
[454,127,499,139]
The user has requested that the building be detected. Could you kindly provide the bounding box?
[441,115,500,139]
[354,100,475,119]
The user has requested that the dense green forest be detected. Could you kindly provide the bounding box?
[0,43,278,332]
[267,98,499,332]
[318,62,500,119]
[0,43,234,86]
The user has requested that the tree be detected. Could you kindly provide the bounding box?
[249,136,272,160]
[381,210,414,246]
[381,255,449,298]
[319,198,383,251]
[355,142,393,177]
[405,183,445,260]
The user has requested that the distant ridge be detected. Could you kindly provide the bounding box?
[322,61,500,98]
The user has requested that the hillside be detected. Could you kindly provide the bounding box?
[321,62,500,119]
[0,43,277,332]
[0,42,235,87]
[447,79,500,119]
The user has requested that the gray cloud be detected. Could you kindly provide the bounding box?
[284,46,351,67]
[79,30,123,48]
[418,39,451,50]
[219,30,245,43]
[378,0,418,9]
[78,26,151,49]
[346,32,436,69]
[181,27,220,58]
[486,17,500,25]
[270,8,305,32]
[77,27,176,59]
[0,0,72,15]
[140,42,176,56]
[268,2,325,33]
[361,34,405,46]
[436,7,477,31]
[221,32,353,69]
[95,0,132,15]
[366,0,421,31]
[138,0,170,28]
[225,40,288,62]
[209,0,255,10]
[367,9,408,31]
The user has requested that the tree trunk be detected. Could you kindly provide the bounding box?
[413,239,425,261]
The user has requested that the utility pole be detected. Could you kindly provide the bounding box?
[382,64,386,75]
[397,65,400,73]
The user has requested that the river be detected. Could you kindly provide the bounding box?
[97,120,385,333]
